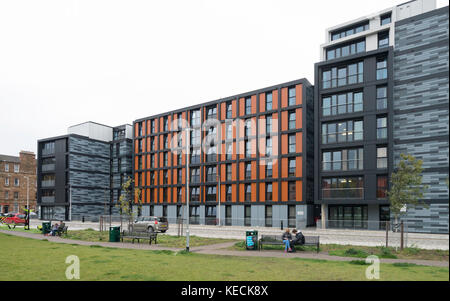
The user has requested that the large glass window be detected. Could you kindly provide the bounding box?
[322,91,363,116]
[378,31,389,49]
[288,182,296,201]
[266,115,273,134]
[245,184,252,202]
[207,105,217,119]
[190,147,201,164]
[245,97,252,115]
[322,62,363,89]
[377,176,388,199]
[265,205,272,227]
[191,110,201,127]
[326,39,365,60]
[266,137,273,157]
[206,186,216,202]
[266,183,273,201]
[190,187,200,202]
[331,21,369,41]
[226,185,232,202]
[322,148,363,171]
[245,163,251,180]
[226,102,233,119]
[266,161,273,178]
[322,120,363,144]
[288,158,296,177]
[380,13,391,25]
[190,168,200,183]
[206,166,217,182]
[226,164,232,181]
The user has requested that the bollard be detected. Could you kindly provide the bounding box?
[281,220,283,230]
[82,216,85,223]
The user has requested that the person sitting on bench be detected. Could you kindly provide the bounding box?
[289,229,305,252]
[282,228,292,253]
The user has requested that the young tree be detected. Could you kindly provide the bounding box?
[388,153,428,224]
[116,177,142,228]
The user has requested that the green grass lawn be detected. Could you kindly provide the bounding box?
[0,233,448,281]
[230,241,449,261]
[0,225,236,248]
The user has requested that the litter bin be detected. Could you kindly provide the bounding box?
[42,222,51,235]
[109,226,121,242]
[245,230,258,250]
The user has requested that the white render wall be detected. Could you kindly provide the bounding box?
[68,121,113,142]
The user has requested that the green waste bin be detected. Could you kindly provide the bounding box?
[42,222,51,235]
[245,230,258,250]
[109,226,121,242]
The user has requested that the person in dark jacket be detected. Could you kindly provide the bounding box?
[282,228,292,253]
[289,229,305,252]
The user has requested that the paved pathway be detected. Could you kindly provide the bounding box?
[1,230,448,268]
[29,220,449,250]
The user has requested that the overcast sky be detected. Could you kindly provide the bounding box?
[0,0,446,156]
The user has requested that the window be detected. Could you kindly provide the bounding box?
[138,122,143,136]
[177,153,182,166]
[226,102,233,119]
[288,182,296,201]
[331,21,369,41]
[189,205,200,224]
[266,161,273,178]
[376,86,388,110]
[266,183,273,201]
[244,205,251,226]
[206,166,217,182]
[226,185,232,202]
[163,170,168,184]
[163,188,168,202]
[4,164,9,172]
[42,142,55,155]
[378,31,389,49]
[326,39,365,60]
[14,178,19,187]
[288,205,296,227]
[288,158,296,177]
[266,137,273,157]
[190,187,200,202]
[226,124,233,140]
[14,192,19,200]
[288,111,296,130]
[177,189,182,203]
[151,154,155,168]
[190,129,201,146]
[245,184,251,202]
[191,110,201,127]
[138,156,143,170]
[4,178,9,186]
[322,120,363,144]
[151,120,155,133]
[226,164,232,181]
[177,169,182,184]
[14,164,19,173]
[266,93,273,111]
[163,152,168,166]
[245,119,252,137]
[377,117,388,139]
[245,97,252,115]
[245,163,251,179]
[322,148,363,171]
[266,115,273,134]
[376,58,388,80]
[206,146,216,162]
[322,91,363,116]
[190,148,201,164]
[190,168,200,183]
[377,176,388,198]
[4,191,8,199]
[206,186,216,202]
[205,206,216,225]
[377,147,388,169]
[288,87,296,106]
[207,105,217,119]
[380,13,391,26]
[245,140,252,158]
[164,117,168,131]
[322,177,364,199]
[226,143,233,160]
[163,135,168,149]
[322,62,363,89]
[288,134,296,153]
[265,205,273,227]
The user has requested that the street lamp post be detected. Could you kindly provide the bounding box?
[217,173,221,227]
[24,176,30,230]
[185,127,190,252]
[69,184,72,221]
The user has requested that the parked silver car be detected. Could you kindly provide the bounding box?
[132,216,169,233]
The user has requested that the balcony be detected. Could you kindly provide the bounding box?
[321,188,364,199]
[41,180,55,187]
[42,149,54,156]
[41,196,55,203]
[41,164,55,172]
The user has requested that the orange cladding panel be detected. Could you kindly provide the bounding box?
[296,109,303,129]
[281,111,288,131]
[281,87,288,108]
[296,157,303,178]
[296,84,303,105]
[259,93,265,113]
[296,132,303,153]
[296,180,303,202]
[281,158,288,178]
[259,183,265,202]
[272,90,278,110]
[251,95,257,114]
[272,182,278,202]
[281,181,288,202]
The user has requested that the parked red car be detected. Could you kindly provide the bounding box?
[1,213,26,225]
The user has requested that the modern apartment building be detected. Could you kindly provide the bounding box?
[133,79,314,228]
[0,151,37,214]
[314,0,449,233]
[37,122,133,221]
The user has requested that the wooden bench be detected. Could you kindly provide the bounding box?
[121,230,157,245]
[259,234,320,253]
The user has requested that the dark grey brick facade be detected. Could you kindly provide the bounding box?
[393,6,449,233]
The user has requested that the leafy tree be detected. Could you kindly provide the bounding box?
[388,154,428,224]
[116,177,142,228]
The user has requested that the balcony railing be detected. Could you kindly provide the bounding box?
[42,149,54,156]
[41,164,55,172]
[321,188,364,199]
[41,180,55,187]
